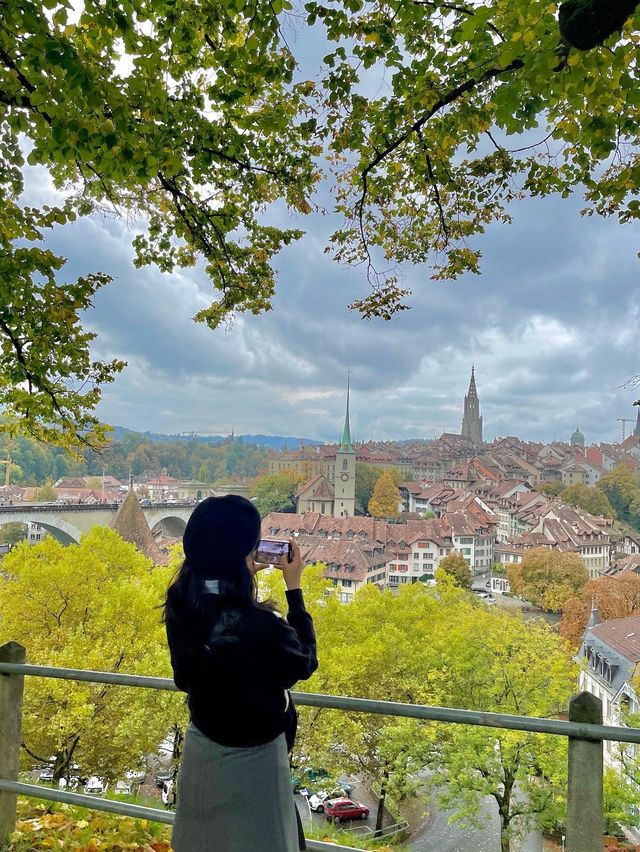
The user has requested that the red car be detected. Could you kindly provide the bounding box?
[322,797,369,824]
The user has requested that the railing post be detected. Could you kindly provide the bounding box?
[566,691,603,852]
[0,642,25,849]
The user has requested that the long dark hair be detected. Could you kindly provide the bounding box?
[164,495,264,622]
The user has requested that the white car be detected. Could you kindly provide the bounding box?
[84,776,108,795]
[125,769,147,784]
[38,767,54,783]
[307,784,353,813]
[115,780,133,796]
[161,779,176,809]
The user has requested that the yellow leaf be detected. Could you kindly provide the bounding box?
[364,32,380,44]
[567,52,580,66]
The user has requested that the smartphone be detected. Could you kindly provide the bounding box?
[254,538,292,565]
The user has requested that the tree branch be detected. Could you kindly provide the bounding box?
[411,0,506,42]
[355,58,524,257]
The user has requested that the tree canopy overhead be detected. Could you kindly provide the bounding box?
[2,0,639,446]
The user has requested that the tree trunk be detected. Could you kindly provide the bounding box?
[500,827,511,852]
[497,769,514,852]
[374,764,390,836]
[172,723,184,762]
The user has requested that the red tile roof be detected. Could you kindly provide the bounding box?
[590,616,640,662]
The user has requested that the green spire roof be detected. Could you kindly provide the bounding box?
[339,377,355,451]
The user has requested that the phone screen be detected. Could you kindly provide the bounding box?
[255,539,290,564]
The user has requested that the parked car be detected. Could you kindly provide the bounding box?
[114,780,133,796]
[291,766,330,793]
[155,769,175,789]
[161,779,176,809]
[125,768,147,784]
[84,776,108,795]
[38,766,54,783]
[323,798,369,824]
[306,782,354,812]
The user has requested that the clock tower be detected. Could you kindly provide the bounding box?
[333,379,356,518]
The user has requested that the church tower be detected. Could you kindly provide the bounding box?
[461,366,483,443]
[333,379,356,518]
[634,406,640,438]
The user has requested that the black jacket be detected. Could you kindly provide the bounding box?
[166,588,318,749]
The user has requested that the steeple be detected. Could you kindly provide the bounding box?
[461,366,483,443]
[634,405,640,437]
[334,374,356,518]
[339,373,355,451]
[469,365,477,395]
[587,597,600,628]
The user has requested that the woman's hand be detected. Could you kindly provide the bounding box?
[279,540,304,591]
[246,552,266,576]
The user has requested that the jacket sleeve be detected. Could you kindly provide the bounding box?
[261,589,318,689]
[165,611,197,693]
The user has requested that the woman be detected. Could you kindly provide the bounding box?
[165,495,317,852]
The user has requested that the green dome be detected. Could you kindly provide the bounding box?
[570,427,585,446]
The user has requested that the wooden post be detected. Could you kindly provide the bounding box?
[566,691,603,852]
[0,642,25,848]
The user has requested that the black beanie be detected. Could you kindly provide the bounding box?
[182,495,261,575]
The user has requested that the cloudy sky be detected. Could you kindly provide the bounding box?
[23,29,640,446]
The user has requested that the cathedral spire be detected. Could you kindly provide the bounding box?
[634,405,640,437]
[340,372,354,450]
[461,366,483,443]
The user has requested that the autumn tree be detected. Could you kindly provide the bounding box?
[297,583,445,833]
[367,472,400,518]
[426,601,576,852]
[3,1,640,447]
[507,547,588,611]
[354,463,380,512]
[253,470,303,517]
[0,521,27,549]
[295,578,575,849]
[436,551,472,589]
[598,465,640,530]
[0,529,176,782]
[561,483,614,518]
[536,481,565,497]
[34,480,58,502]
[196,462,210,484]
[560,573,640,646]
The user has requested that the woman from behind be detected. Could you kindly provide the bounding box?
[165,495,317,852]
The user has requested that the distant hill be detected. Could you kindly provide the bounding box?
[110,426,322,449]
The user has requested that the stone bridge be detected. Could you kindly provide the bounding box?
[0,502,195,545]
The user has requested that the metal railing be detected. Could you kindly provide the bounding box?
[0,640,637,851]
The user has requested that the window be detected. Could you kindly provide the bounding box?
[342,579,352,587]
[321,502,325,514]
[413,552,419,559]
[343,459,348,470]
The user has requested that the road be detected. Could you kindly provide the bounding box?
[411,793,544,852]
[294,773,544,852]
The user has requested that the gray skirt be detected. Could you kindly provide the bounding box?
[171,724,302,852]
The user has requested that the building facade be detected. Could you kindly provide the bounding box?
[578,608,640,766]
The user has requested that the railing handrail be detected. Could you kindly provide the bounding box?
[0,781,363,852]
[1,659,639,743]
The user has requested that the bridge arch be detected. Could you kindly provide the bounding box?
[0,514,81,545]
[150,514,188,539]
